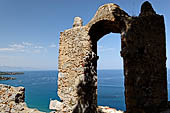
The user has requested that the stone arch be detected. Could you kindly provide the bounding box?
[86,4,128,76]
[88,20,123,68]
[87,3,129,40]
[89,20,121,40]
[56,1,168,113]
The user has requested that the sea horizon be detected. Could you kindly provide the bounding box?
[1,68,170,72]
[0,69,170,112]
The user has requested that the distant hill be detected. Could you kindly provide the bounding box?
[0,66,40,71]
[0,66,57,71]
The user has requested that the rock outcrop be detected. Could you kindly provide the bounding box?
[0,83,169,113]
[0,76,16,80]
[49,100,124,113]
[0,72,24,75]
[0,84,44,113]
[97,106,124,113]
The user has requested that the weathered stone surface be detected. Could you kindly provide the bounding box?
[139,1,156,16]
[73,17,83,27]
[57,1,168,113]
[161,109,170,113]
[97,106,124,113]
[49,100,63,111]
[0,84,44,113]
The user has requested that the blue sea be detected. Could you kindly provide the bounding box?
[0,70,170,112]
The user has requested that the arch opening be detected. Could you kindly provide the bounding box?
[97,33,125,111]
[88,20,124,72]
[88,20,125,111]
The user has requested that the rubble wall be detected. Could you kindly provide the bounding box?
[0,84,44,113]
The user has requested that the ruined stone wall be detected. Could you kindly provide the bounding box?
[120,2,168,113]
[0,84,44,113]
[58,24,97,113]
[121,14,167,113]
[57,4,128,113]
[57,1,168,113]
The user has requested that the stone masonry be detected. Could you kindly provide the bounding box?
[57,1,168,113]
[0,84,44,113]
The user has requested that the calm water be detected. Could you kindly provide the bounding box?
[0,70,170,112]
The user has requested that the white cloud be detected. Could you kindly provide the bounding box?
[34,46,44,49]
[5,43,26,52]
[0,42,52,54]
[49,44,57,48]
[9,44,25,49]
[98,45,103,49]
[98,45,115,52]
[22,42,32,46]
[19,49,25,52]
[22,42,44,49]
[33,49,41,54]
[0,48,15,51]
[0,47,25,52]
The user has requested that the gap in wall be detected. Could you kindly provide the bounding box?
[97,33,126,111]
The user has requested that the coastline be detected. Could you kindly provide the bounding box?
[0,72,24,75]
[0,76,16,80]
[0,71,24,81]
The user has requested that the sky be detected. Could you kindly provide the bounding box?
[0,0,169,70]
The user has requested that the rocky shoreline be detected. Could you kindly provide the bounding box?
[0,84,125,113]
[0,71,24,81]
[1,84,170,113]
[0,72,24,75]
[0,76,16,80]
